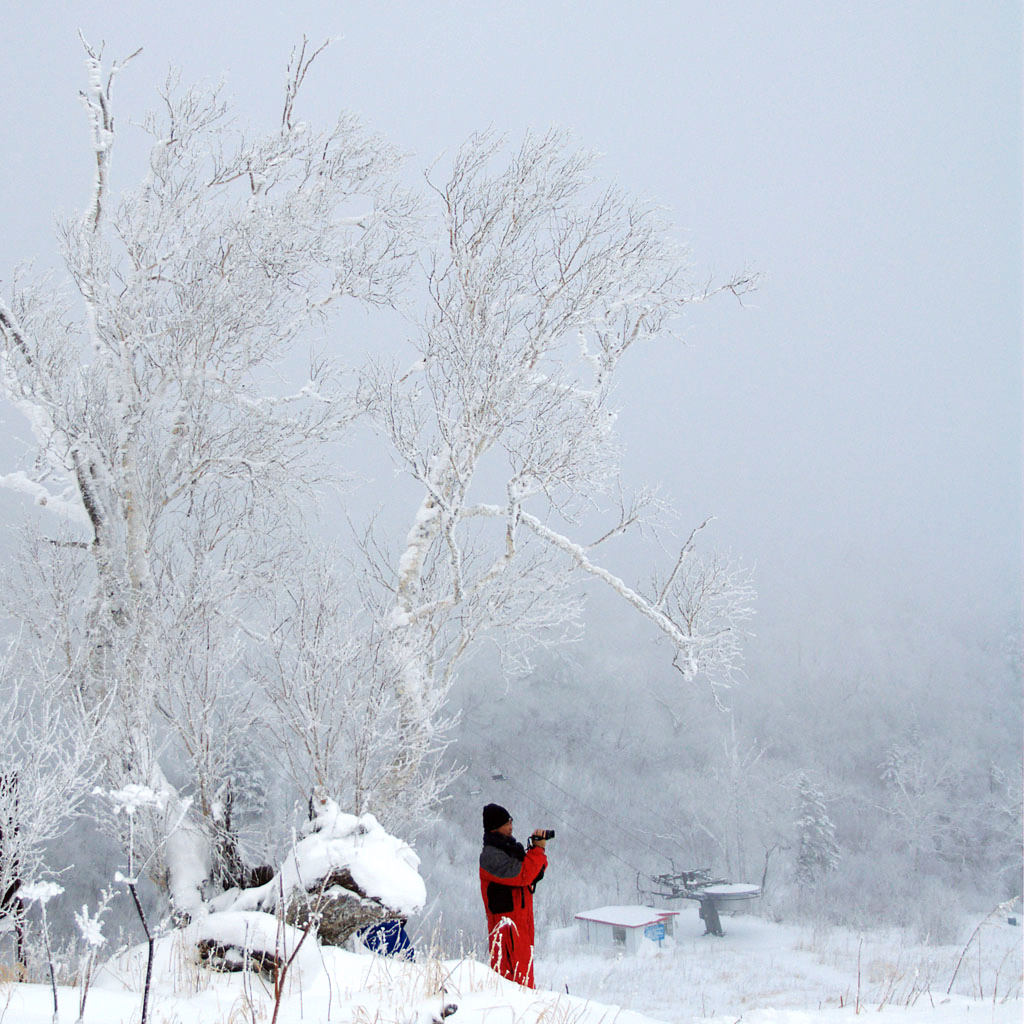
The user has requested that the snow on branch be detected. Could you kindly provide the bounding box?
[77,35,141,232]
[281,36,332,131]
[516,509,701,655]
[448,502,753,686]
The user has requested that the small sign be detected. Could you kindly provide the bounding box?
[644,922,666,943]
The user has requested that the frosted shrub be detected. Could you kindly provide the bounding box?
[21,881,63,1021]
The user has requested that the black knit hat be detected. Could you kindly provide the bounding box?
[482,803,511,831]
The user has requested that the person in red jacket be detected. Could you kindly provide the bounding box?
[478,803,548,988]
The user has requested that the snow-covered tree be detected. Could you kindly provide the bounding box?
[256,550,454,820]
[365,130,755,811]
[794,773,840,886]
[878,738,969,874]
[0,39,415,912]
[0,648,97,961]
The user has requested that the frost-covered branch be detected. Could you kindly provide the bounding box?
[369,130,756,802]
[0,647,99,938]
[281,35,331,131]
[78,35,141,232]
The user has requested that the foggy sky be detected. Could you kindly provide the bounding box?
[1,1,1020,677]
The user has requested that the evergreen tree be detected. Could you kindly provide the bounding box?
[795,774,840,885]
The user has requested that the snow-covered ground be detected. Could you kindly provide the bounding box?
[541,904,1022,1022]
[1,905,1019,1024]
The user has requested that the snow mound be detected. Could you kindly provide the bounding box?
[190,910,321,976]
[269,795,426,916]
[93,910,321,993]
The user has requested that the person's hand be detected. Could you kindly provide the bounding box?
[530,830,547,849]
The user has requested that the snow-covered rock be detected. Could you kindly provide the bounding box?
[94,909,322,995]
[275,796,425,914]
[217,794,427,946]
[190,910,320,977]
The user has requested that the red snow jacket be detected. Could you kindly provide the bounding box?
[479,832,547,988]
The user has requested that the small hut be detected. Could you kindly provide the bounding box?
[574,905,678,954]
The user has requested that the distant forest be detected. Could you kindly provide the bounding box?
[417,594,1021,950]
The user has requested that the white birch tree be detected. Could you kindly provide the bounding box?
[0,39,415,913]
[366,131,756,801]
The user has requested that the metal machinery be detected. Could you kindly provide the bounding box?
[642,868,761,937]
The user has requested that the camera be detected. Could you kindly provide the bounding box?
[532,829,555,840]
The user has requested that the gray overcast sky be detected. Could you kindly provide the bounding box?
[1,2,1020,672]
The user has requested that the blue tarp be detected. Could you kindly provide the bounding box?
[358,919,415,960]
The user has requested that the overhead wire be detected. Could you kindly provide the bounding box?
[460,710,685,881]
[461,708,695,846]
[462,755,649,879]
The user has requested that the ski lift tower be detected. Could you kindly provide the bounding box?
[643,869,761,937]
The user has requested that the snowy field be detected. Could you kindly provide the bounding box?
[2,905,1019,1024]
[539,904,1022,1022]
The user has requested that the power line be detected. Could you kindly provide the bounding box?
[461,709,694,848]
[462,756,649,879]
[461,711,679,875]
